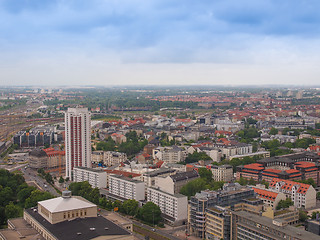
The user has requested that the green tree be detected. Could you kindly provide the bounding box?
[185,152,212,164]
[59,176,65,184]
[269,127,278,135]
[25,190,54,208]
[0,207,6,226]
[138,202,161,225]
[121,199,139,216]
[17,186,36,205]
[198,168,213,181]
[276,198,293,210]
[299,210,308,222]
[5,202,22,219]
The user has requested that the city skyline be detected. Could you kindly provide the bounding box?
[0,0,320,86]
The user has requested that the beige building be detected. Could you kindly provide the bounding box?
[29,148,65,170]
[262,206,299,225]
[252,186,286,210]
[210,164,233,182]
[23,191,133,240]
[104,151,127,166]
[155,170,199,195]
[91,150,104,164]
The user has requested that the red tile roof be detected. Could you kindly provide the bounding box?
[252,187,278,201]
[243,163,264,171]
[270,178,311,195]
[104,169,141,178]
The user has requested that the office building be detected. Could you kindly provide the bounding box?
[65,108,92,179]
[231,211,318,240]
[189,183,255,238]
[73,167,107,189]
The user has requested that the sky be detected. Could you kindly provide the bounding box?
[0,0,320,86]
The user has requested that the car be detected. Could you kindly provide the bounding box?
[151,229,155,232]
[44,184,48,188]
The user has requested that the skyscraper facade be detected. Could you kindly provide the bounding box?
[65,108,91,179]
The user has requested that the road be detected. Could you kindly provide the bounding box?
[99,209,180,240]
[21,166,60,197]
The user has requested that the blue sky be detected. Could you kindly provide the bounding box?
[0,0,320,86]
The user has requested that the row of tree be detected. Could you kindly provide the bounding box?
[0,169,54,226]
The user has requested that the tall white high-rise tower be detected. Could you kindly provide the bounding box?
[65,108,91,179]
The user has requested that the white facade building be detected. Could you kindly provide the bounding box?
[73,167,107,189]
[147,187,188,225]
[109,175,145,201]
[65,108,91,179]
[269,178,316,209]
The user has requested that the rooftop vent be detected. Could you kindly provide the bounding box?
[77,232,82,235]
[104,227,109,230]
[90,228,96,231]
[62,190,72,198]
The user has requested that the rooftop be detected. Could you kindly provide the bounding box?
[39,196,96,213]
[25,208,131,240]
[234,211,320,240]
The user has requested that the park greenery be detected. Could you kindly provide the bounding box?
[69,181,162,225]
[179,168,224,198]
[95,131,148,157]
[184,151,212,164]
[0,169,54,227]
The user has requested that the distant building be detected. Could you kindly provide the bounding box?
[29,148,65,170]
[211,164,233,182]
[104,151,127,166]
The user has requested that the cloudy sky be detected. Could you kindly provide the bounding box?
[0,0,320,86]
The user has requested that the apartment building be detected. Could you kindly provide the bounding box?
[147,187,188,225]
[104,151,128,166]
[155,170,199,195]
[109,175,145,201]
[65,108,92,179]
[29,148,65,170]
[143,168,176,188]
[211,165,233,182]
[153,146,186,163]
[252,187,286,210]
[73,166,107,188]
[269,178,316,209]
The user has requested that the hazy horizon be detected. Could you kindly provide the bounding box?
[1,0,320,86]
